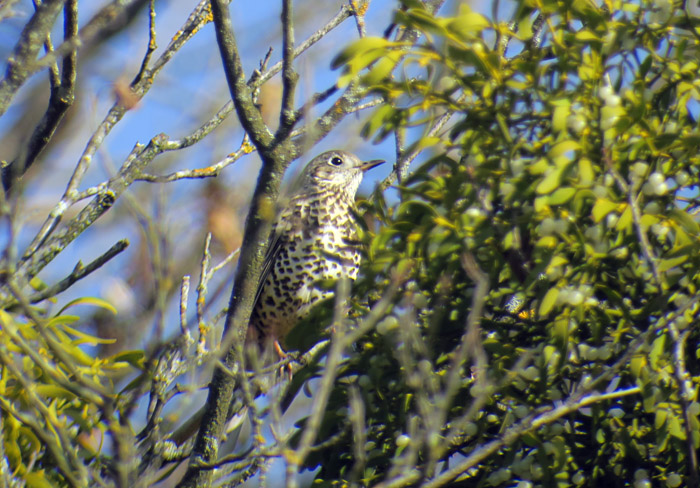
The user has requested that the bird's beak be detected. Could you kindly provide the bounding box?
[361,159,385,172]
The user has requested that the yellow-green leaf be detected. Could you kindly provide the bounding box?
[35,384,76,401]
[330,37,394,70]
[669,209,699,235]
[549,140,581,159]
[658,255,688,273]
[111,350,146,368]
[539,288,559,316]
[615,205,633,232]
[592,198,618,222]
[552,101,570,133]
[62,325,117,345]
[549,187,576,205]
[575,30,600,42]
[57,297,117,316]
[536,168,563,194]
[578,158,594,185]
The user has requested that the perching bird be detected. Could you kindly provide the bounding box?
[247,150,384,356]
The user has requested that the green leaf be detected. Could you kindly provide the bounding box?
[56,297,117,316]
[536,236,558,248]
[615,205,633,232]
[549,140,581,158]
[536,168,563,194]
[35,384,76,401]
[592,198,618,222]
[578,158,594,185]
[669,209,699,235]
[668,414,687,440]
[62,325,117,345]
[330,37,394,70]
[551,100,570,133]
[47,315,80,327]
[548,187,576,205]
[25,471,55,488]
[363,51,402,86]
[446,8,489,39]
[539,288,559,316]
[575,29,600,42]
[658,255,688,273]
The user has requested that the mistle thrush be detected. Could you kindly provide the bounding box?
[247,150,384,353]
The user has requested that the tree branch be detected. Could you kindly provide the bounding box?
[27,239,128,304]
[15,0,228,283]
[209,0,274,152]
[1,0,77,193]
[29,0,150,75]
[178,1,298,484]
[295,0,447,154]
[277,0,298,138]
[0,0,65,117]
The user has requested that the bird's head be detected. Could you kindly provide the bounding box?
[299,150,385,198]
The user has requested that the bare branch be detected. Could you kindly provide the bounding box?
[135,134,252,183]
[0,0,23,22]
[0,0,66,117]
[30,0,151,74]
[19,0,227,266]
[296,0,447,154]
[252,5,353,90]
[209,0,274,152]
[27,239,128,303]
[380,95,463,191]
[350,0,369,37]
[180,275,191,335]
[2,0,78,193]
[133,0,158,85]
[277,0,298,137]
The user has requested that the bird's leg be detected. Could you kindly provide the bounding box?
[273,340,294,380]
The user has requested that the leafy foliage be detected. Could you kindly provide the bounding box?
[311,0,700,486]
[0,298,141,486]
[3,0,700,486]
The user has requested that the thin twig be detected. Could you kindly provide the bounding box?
[135,134,252,183]
[180,276,191,335]
[668,321,700,486]
[286,281,399,486]
[421,387,642,488]
[277,0,298,137]
[30,0,150,73]
[133,0,158,85]
[604,152,662,287]
[27,239,129,303]
[380,94,464,191]
[350,0,369,37]
[19,0,227,269]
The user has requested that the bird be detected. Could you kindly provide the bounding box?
[246,150,384,359]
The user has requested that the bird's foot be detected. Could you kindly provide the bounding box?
[273,340,295,380]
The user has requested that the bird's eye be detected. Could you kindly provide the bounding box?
[329,156,343,166]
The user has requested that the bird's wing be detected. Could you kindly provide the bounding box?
[251,204,298,313]
[252,229,284,310]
